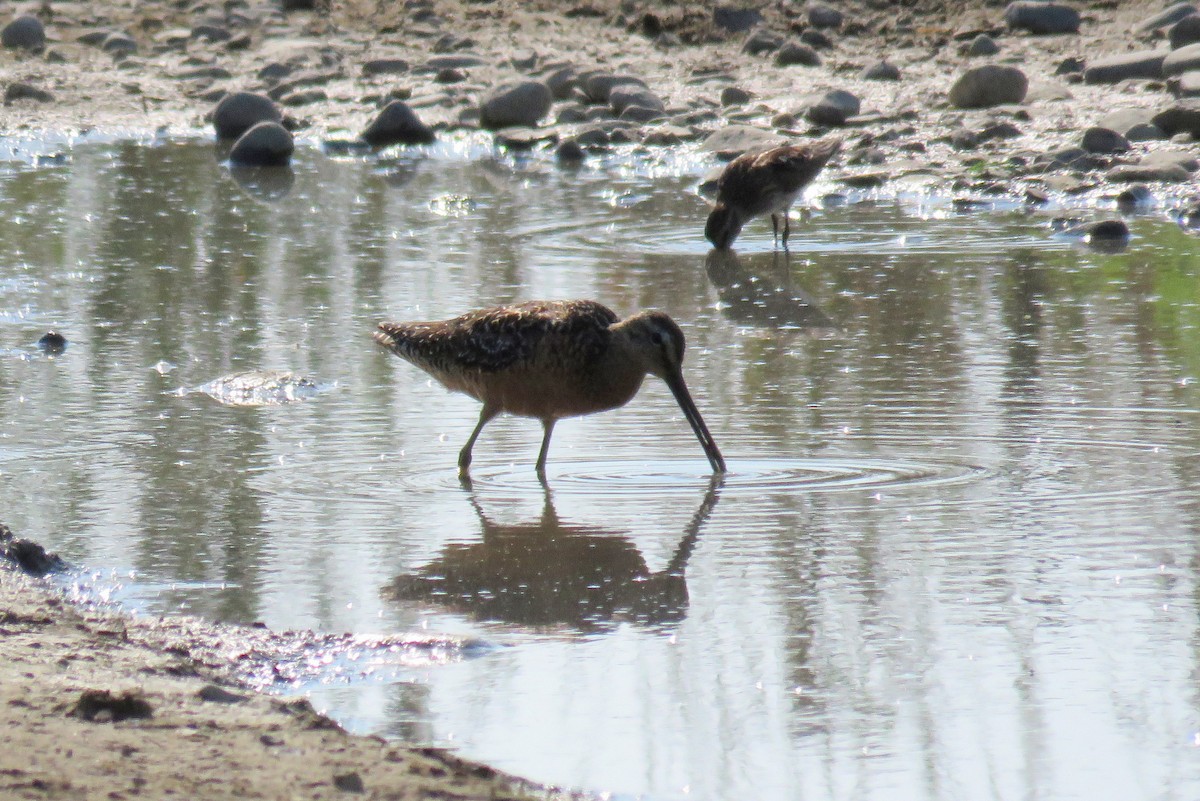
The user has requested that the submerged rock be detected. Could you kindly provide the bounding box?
[192,370,330,406]
[229,121,294,167]
[360,100,435,147]
[1004,1,1080,34]
[36,331,67,353]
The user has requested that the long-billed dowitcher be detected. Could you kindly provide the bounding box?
[705,137,841,250]
[374,300,726,476]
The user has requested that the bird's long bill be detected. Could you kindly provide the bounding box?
[662,369,727,474]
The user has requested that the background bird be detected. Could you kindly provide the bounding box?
[705,137,841,250]
[374,300,727,477]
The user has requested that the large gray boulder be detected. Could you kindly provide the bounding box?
[2,15,45,50]
[806,89,860,125]
[360,100,435,147]
[1151,100,1200,136]
[1138,2,1197,32]
[229,121,294,167]
[479,80,552,130]
[949,65,1028,108]
[213,92,282,139]
[1164,42,1200,75]
[1170,14,1200,48]
[1004,1,1080,34]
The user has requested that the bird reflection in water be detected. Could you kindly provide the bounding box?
[705,249,837,329]
[228,164,295,202]
[384,479,722,633]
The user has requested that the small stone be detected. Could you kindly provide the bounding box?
[101,32,138,55]
[37,331,67,352]
[71,690,152,722]
[950,128,979,150]
[479,79,552,130]
[1004,1,1081,34]
[2,15,45,50]
[435,68,465,84]
[805,89,860,125]
[1115,184,1153,210]
[191,24,231,42]
[619,105,663,123]
[807,2,843,29]
[967,33,1000,56]
[361,58,409,76]
[5,82,54,104]
[1081,126,1129,153]
[1087,219,1130,242]
[861,60,900,81]
[713,5,763,33]
[229,121,294,167]
[776,42,821,67]
[800,29,834,49]
[556,138,585,162]
[333,772,365,793]
[949,64,1028,108]
[543,66,579,100]
[721,86,752,106]
[197,685,249,704]
[1055,56,1085,75]
[213,91,281,139]
[742,29,784,55]
[581,73,646,104]
[1170,15,1200,49]
[1083,50,1167,84]
[361,100,435,147]
[609,85,663,115]
[1025,186,1050,204]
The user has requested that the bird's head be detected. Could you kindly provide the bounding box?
[705,204,743,250]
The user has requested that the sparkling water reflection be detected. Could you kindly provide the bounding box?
[2,140,1200,800]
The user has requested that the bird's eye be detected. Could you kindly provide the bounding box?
[651,331,665,345]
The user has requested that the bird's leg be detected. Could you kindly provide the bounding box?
[770,214,780,247]
[459,405,498,475]
[782,211,791,249]
[535,419,557,477]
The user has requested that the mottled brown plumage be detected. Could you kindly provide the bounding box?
[705,137,841,250]
[374,300,726,476]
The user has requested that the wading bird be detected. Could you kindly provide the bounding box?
[705,137,841,250]
[374,300,726,477]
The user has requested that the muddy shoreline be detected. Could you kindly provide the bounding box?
[0,529,567,800]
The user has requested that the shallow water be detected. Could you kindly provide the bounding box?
[4,138,1200,800]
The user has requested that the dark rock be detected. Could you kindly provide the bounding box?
[721,86,752,105]
[281,89,326,106]
[1088,219,1130,239]
[1025,186,1050,204]
[1055,56,1085,75]
[1083,50,1167,84]
[967,33,999,56]
[776,42,821,67]
[1173,69,1200,96]
[424,54,488,70]
[1101,108,1161,138]
[861,59,900,80]
[493,127,557,150]
[556,138,585,161]
[361,58,409,76]
[1004,1,1080,34]
[229,121,294,167]
[807,2,843,28]
[805,89,860,125]
[1115,184,1153,210]
[542,65,579,100]
[1151,101,1200,136]
[1107,162,1191,183]
[949,64,1027,108]
[76,30,109,47]
[1170,14,1200,48]
[950,128,979,149]
[1035,146,1101,171]
[979,121,1023,141]
[435,68,465,84]
[197,685,249,704]
[213,91,281,139]
[713,6,763,33]
[333,772,365,793]
[608,127,638,144]
[37,331,67,353]
[581,73,646,104]
[226,33,252,51]
[619,105,663,123]
[742,29,784,55]
[101,32,138,55]
[480,80,552,129]
[258,62,293,83]
[0,523,65,576]
[800,29,834,49]
[609,85,663,115]
[71,690,153,723]
[2,15,45,50]
[361,100,435,147]
[1081,126,1130,153]
[191,24,232,42]
[282,0,319,10]
[4,82,54,104]
[1139,2,1197,32]
[1164,42,1200,75]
